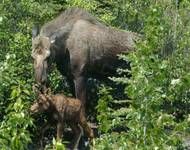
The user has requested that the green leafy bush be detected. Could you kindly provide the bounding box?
[95,0,190,149]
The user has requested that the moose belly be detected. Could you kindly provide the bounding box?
[88,57,129,79]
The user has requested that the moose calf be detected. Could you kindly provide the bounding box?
[30,90,94,149]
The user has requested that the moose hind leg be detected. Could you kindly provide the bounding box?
[69,123,82,150]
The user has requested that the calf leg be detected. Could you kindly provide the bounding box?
[56,122,63,141]
[69,123,82,150]
[79,114,94,141]
[39,122,51,149]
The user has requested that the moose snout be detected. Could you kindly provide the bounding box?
[35,68,46,84]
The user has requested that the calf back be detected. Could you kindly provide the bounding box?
[52,94,82,122]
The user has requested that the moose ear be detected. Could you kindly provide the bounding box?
[50,33,57,44]
[50,27,64,44]
[50,39,55,44]
[32,26,40,39]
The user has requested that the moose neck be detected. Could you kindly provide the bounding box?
[46,96,56,112]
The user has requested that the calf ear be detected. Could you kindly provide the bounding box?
[32,84,41,95]
[47,88,52,95]
[32,26,40,39]
[44,87,52,96]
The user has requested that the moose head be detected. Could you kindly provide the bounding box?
[31,26,56,84]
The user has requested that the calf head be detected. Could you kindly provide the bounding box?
[30,85,52,114]
[30,94,50,114]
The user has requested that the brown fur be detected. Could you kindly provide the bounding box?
[30,92,94,149]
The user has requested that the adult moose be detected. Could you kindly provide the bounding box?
[31,8,138,112]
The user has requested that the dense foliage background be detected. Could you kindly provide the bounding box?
[0,0,190,149]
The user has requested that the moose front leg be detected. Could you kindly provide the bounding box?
[69,123,82,150]
[39,122,51,149]
[74,76,87,110]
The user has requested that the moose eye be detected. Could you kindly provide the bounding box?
[38,102,43,105]
[33,43,39,48]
